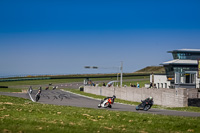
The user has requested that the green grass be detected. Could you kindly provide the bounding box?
[0,78,84,86]
[0,95,200,133]
[136,66,165,73]
[0,75,149,86]
[122,80,149,88]
[0,87,22,92]
[95,79,149,88]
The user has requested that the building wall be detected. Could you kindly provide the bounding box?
[150,75,171,88]
[187,88,199,98]
[196,72,200,88]
[151,73,200,89]
[84,86,193,107]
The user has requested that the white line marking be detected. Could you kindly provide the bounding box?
[28,91,35,102]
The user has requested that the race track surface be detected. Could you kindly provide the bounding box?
[1,89,200,117]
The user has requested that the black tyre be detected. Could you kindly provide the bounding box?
[135,106,139,110]
[144,105,151,111]
[36,95,40,102]
[98,104,101,108]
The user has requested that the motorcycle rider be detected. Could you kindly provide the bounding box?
[35,89,42,102]
[142,96,154,105]
[101,95,116,108]
[136,96,154,111]
[29,86,33,94]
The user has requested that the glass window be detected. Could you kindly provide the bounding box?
[172,53,178,59]
[172,52,200,60]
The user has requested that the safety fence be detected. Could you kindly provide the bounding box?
[0,77,51,82]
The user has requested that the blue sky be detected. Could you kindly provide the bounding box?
[0,0,200,76]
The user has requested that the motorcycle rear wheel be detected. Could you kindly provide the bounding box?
[98,104,101,108]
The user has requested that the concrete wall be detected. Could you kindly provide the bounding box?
[84,86,197,107]
[187,88,199,98]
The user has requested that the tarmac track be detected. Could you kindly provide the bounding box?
[1,89,200,117]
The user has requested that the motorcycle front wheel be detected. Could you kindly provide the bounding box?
[108,104,112,108]
[36,95,40,102]
[135,106,139,110]
[144,105,151,111]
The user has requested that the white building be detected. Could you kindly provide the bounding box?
[150,49,200,89]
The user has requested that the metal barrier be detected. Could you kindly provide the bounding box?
[0,77,51,82]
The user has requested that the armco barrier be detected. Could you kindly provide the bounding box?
[0,77,51,82]
[84,86,197,107]
[0,86,8,88]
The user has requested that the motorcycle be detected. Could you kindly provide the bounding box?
[35,90,41,102]
[136,99,153,111]
[35,94,40,102]
[98,96,115,108]
[98,99,112,108]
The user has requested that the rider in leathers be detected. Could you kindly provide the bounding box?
[101,95,116,107]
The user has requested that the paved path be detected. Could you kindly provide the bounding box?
[1,89,200,117]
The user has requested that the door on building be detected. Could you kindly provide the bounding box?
[185,74,190,83]
[185,72,196,84]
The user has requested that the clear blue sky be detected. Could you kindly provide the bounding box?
[0,0,200,76]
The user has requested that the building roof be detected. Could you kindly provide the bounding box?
[161,59,198,65]
[168,49,200,53]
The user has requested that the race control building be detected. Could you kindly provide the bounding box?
[150,49,200,89]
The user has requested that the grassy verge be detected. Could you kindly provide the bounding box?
[0,95,200,133]
[64,88,200,113]
[122,80,149,87]
[93,79,149,88]
[0,76,149,87]
[0,79,84,86]
[0,87,22,92]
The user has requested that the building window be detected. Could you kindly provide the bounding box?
[165,83,167,88]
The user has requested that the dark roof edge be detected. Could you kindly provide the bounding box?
[167,49,200,53]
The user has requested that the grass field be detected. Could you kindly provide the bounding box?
[0,78,84,86]
[0,76,150,92]
[1,95,200,133]
[0,75,149,86]
[0,87,22,92]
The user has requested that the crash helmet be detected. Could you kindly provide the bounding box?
[113,95,116,99]
[149,97,153,100]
